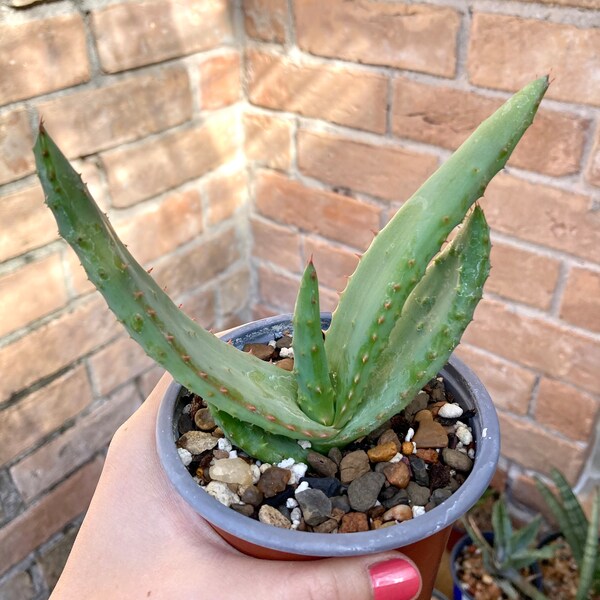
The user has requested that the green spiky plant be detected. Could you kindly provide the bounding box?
[34,77,548,464]
[535,469,600,600]
[460,496,553,600]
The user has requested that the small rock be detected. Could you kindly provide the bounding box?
[429,379,446,403]
[367,442,398,463]
[243,343,275,360]
[328,447,343,465]
[240,484,264,506]
[378,429,402,451]
[412,411,449,448]
[205,481,240,507]
[407,482,430,506]
[178,412,194,435]
[415,448,439,464]
[276,335,292,349]
[194,407,216,431]
[340,450,371,483]
[257,467,291,498]
[404,391,429,420]
[429,401,447,417]
[209,458,253,486]
[383,504,413,522]
[307,451,338,477]
[455,423,473,445]
[348,472,386,512]
[379,487,410,510]
[331,495,351,513]
[258,505,291,529]
[213,449,230,459]
[431,488,452,506]
[412,505,427,518]
[296,489,332,526]
[429,463,452,489]
[300,477,341,497]
[401,441,416,455]
[339,512,369,533]
[276,358,294,371]
[178,431,218,454]
[408,456,429,487]
[231,503,254,517]
[177,448,192,466]
[313,518,339,533]
[382,462,410,489]
[438,403,463,419]
[442,448,473,472]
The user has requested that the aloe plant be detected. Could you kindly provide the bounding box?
[461,496,553,600]
[535,469,600,599]
[34,76,548,463]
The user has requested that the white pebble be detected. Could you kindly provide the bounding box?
[177,448,192,467]
[468,448,475,459]
[295,481,310,494]
[405,427,415,442]
[259,463,271,473]
[205,481,240,507]
[277,457,295,469]
[218,438,233,452]
[412,442,417,454]
[279,347,294,358]
[289,463,308,485]
[182,403,192,415]
[438,403,463,419]
[228,450,238,459]
[456,425,473,446]
[268,340,277,347]
[286,498,299,509]
[251,464,261,484]
[297,440,312,449]
[412,505,426,518]
[390,452,403,463]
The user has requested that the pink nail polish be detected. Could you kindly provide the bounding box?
[369,557,421,600]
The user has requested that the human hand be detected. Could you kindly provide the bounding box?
[51,374,422,600]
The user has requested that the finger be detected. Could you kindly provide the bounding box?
[236,551,422,600]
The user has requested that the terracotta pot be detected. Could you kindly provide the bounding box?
[156,314,500,600]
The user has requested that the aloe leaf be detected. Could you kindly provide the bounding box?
[509,515,543,556]
[576,489,600,600]
[318,206,490,446]
[292,260,335,426]
[34,124,339,442]
[325,76,549,426]
[493,497,512,566]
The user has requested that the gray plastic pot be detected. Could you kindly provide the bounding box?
[156,313,500,600]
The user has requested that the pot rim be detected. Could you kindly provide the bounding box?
[156,313,500,557]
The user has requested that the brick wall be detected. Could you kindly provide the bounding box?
[0,0,599,595]
[243,0,600,518]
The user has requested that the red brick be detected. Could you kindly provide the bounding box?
[454,344,536,415]
[0,253,68,337]
[0,457,103,576]
[391,78,588,177]
[91,0,232,73]
[498,411,584,482]
[11,385,140,501]
[513,0,600,7]
[89,337,154,396]
[178,287,215,328]
[295,0,459,78]
[251,217,302,272]
[219,268,251,317]
[585,128,600,187]
[102,113,240,207]
[297,129,438,203]
[0,15,89,105]
[0,109,35,185]
[114,189,203,265]
[0,186,57,262]
[468,14,600,107]
[303,238,359,293]
[244,112,292,171]
[38,66,192,158]
[0,366,92,466]
[0,571,34,600]
[257,265,299,311]
[247,49,387,134]
[487,242,561,310]
[463,298,600,395]
[137,366,165,399]
[535,378,598,442]
[243,0,287,43]
[204,170,247,226]
[0,299,120,403]
[560,267,600,334]
[199,52,241,110]
[481,174,600,264]
[255,170,382,250]
[153,227,240,298]
[511,473,558,522]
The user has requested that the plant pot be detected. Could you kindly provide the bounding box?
[450,533,543,600]
[156,313,500,600]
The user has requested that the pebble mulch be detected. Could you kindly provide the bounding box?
[175,332,476,533]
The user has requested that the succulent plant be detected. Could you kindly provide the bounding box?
[461,496,553,599]
[535,469,600,600]
[34,76,548,464]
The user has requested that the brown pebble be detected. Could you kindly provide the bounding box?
[401,441,415,455]
[331,507,346,523]
[383,504,413,522]
[412,410,449,448]
[415,448,439,464]
[313,518,338,533]
[212,427,224,438]
[307,451,338,477]
[328,447,343,466]
[240,484,264,507]
[213,449,229,459]
[258,505,291,529]
[257,466,291,498]
[231,503,254,517]
[383,462,411,489]
[367,442,398,463]
[378,429,402,451]
[243,343,275,361]
[276,357,294,371]
[194,407,216,431]
[339,512,369,533]
[340,450,370,484]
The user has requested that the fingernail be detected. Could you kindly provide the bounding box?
[369,557,421,600]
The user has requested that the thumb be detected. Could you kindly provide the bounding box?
[246,551,422,600]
